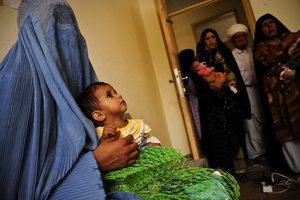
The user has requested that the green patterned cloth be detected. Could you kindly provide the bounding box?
[104,147,240,200]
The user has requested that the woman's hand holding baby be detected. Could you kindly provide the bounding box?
[205,72,227,90]
[93,134,139,172]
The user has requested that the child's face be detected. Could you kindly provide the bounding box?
[95,84,127,118]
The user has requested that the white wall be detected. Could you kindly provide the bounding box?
[68,0,190,152]
[0,5,17,59]
[249,0,300,31]
[138,0,190,154]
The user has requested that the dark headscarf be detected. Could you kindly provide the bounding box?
[178,49,195,79]
[196,28,231,58]
[196,28,235,70]
[253,13,290,52]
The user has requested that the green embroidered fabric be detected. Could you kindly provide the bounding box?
[104,147,240,200]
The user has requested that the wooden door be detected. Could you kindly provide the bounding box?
[156,0,201,160]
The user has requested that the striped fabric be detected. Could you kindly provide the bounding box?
[0,1,106,199]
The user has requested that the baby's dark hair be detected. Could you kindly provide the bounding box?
[76,81,110,126]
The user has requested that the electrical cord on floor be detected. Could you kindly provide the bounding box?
[261,172,300,194]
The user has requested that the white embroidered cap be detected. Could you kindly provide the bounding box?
[227,24,249,40]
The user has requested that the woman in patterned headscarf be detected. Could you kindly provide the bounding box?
[253,13,300,173]
[191,28,250,172]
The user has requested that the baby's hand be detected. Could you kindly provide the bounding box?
[100,126,120,143]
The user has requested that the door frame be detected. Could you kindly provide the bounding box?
[156,0,201,160]
[155,0,256,160]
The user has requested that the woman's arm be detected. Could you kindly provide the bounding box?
[287,46,300,69]
[254,42,282,71]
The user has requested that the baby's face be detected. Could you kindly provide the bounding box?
[191,61,207,72]
[191,61,202,72]
[95,84,127,117]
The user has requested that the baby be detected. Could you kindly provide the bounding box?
[76,81,160,149]
[191,61,215,76]
[191,61,234,92]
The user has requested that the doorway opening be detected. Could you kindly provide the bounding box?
[156,0,256,160]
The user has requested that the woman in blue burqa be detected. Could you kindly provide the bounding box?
[0,0,141,199]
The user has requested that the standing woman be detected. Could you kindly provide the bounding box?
[191,28,251,172]
[253,14,300,173]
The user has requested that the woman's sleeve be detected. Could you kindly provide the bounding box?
[254,42,280,71]
[49,152,106,200]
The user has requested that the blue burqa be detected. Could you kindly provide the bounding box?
[0,0,142,199]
